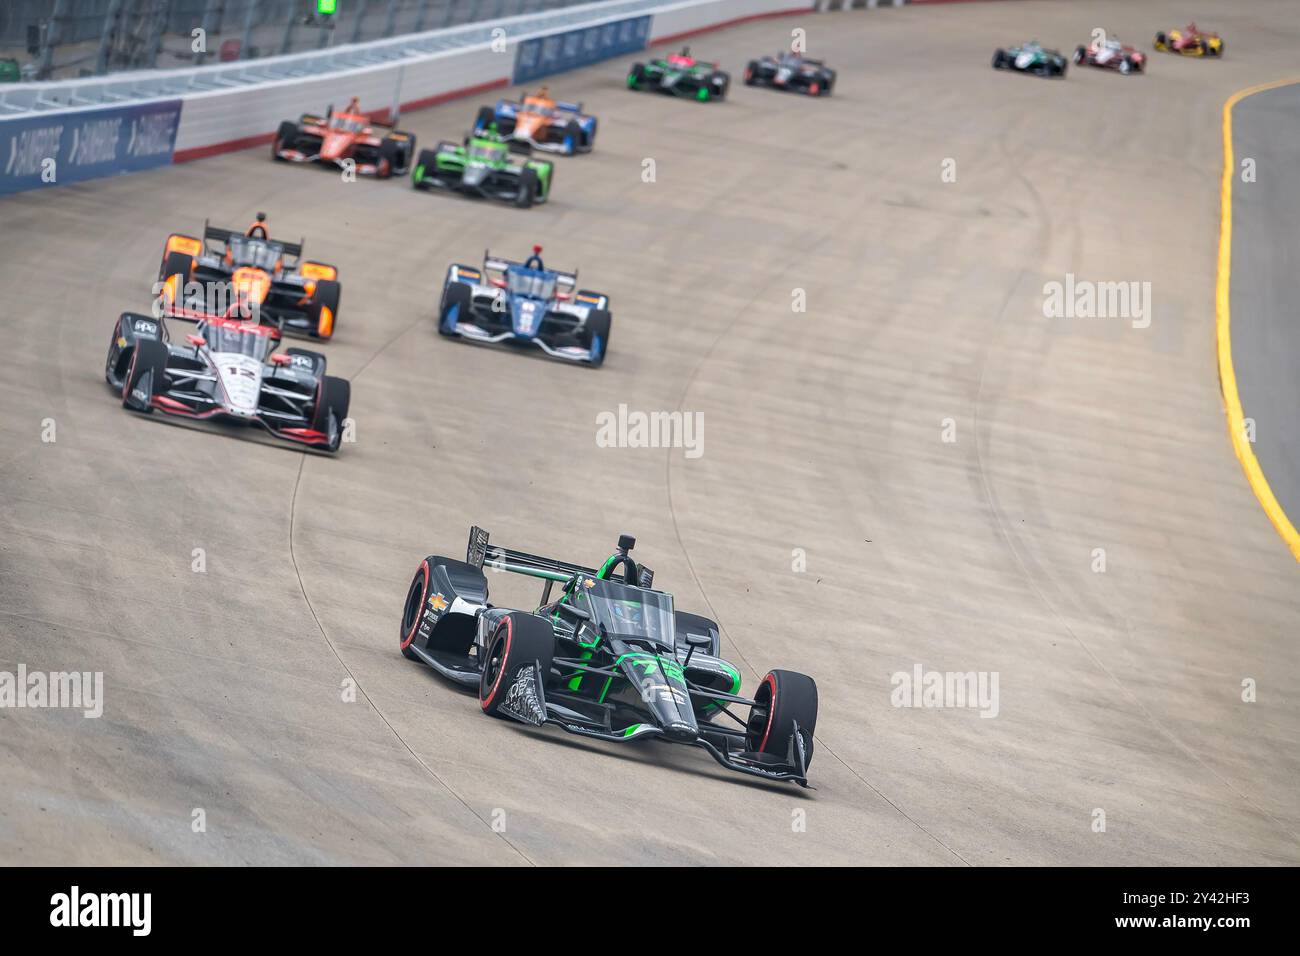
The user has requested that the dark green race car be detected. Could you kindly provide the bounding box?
[991,40,1068,78]
[399,528,820,787]
[411,129,553,208]
[627,47,730,101]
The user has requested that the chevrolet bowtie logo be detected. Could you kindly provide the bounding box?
[428,593,449,611]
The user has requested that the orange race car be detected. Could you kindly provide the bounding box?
[473,86,598,156]
[272,97,417,177]
[156,214,342,340]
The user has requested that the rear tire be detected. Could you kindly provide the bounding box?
[307,279,341,339]
[121,338,168,413]
[311,375,350,453]
[746,669,818,769]
[474,105,496,134]
[479,613,554,718]
[743,61,758,85]
[992,49,1007,69]
[627,63,646,89]
[439,282,472,336]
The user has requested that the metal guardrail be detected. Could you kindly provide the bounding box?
[0,0,665,113]
[0,1,614,83]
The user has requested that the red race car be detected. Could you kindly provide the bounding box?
[272,97,416,178]
[1073,37,1145,74]
[1153,23,1224,57]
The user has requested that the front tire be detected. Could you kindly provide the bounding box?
[479,613,554,718]
[121,338,168,413]
[272,120,297,160]
[745,669,818,768]
[439,282,472,336]
[515,168,538,208]
[584,309,611,369]
[310,375,350,453]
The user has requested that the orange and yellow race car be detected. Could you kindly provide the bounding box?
[1154,23,1224,57]
[155,214,342,340]
[473,86,598,156]
[273,97,417,177]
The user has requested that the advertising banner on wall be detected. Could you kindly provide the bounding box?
[513,15,652,85]
[0,99,182,196]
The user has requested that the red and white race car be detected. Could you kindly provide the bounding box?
[1073,37,1145,74]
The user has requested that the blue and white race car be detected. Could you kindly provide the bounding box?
[472,87,597,156]
[437,246,612,367]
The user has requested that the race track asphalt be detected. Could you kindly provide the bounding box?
[1,0,1298,865]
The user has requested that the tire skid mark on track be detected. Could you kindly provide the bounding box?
[971,137,1300,850]
[284,314,538,864]
[663,231,973,866]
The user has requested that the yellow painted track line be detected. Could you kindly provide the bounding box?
[1217,76,1300,562]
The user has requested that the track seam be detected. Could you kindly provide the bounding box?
[971,136,1300,850]
[663,262,973,867]
[287,317,536,866]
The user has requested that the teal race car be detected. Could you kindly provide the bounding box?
[991,40,1068,78]
[411,129,553,207]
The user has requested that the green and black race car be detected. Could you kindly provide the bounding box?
[991,40,1068,78]
[627,47,730,101]
[411,128,553,207]
[399,528,819,786]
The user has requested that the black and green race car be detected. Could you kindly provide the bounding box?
[627,47,730,101]
[411,128,553,207]
[399,528,819,786]
[991,40,1068,78]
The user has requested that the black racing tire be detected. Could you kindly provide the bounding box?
[159,249,192,285]
[272,120,298,159]
[121,338,168,413]
[583,309,611,369]
[479,613,554,718]
[743,60,759,85]
[745,669,818,768]
[627,63,646,89]
[1154,32,1166,49]
[560,119,583,155]
[439,281,472,336]
[310,375,350,453]
[413,147,440,188]
[377,138,401,179]
[992,49,1007,69]
[711,71,730,100]
[1073,46,1086,65]
[474,105,496,134]
[399,557,437,661]
[515,168,538,209]
[307,278,341,339]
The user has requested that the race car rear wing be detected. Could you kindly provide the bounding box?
[468,526,596,582]
[483,251,577,291]
[203,221,305,262]
[467,526,655,594]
